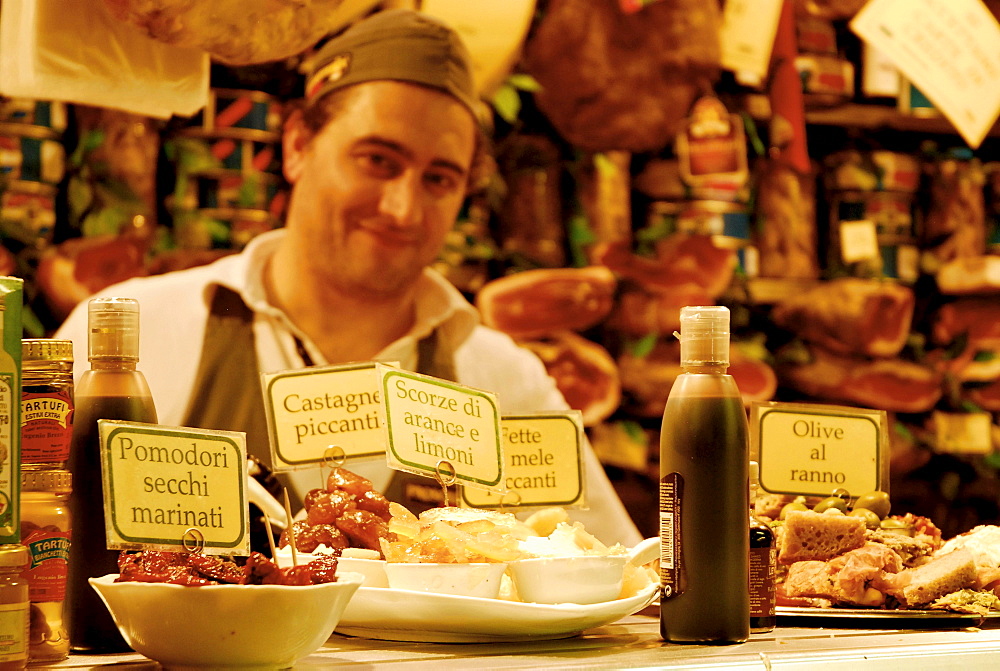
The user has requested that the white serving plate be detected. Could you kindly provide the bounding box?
[335,583,658,643]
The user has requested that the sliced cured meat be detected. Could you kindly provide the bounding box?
[520,331,621,426]
[476,266,617,339]
[771,278,914,358]
[777,345,942,413]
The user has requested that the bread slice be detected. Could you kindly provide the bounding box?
[778,510,866,564]
[892,548,977,607]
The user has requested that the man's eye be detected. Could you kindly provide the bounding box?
[424,172,457,193]
[358,153,397,175]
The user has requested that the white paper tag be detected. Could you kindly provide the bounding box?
[851,0,1000,148]
[719,0,784,79]
[840,220,880,263]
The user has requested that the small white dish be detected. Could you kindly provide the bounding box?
[383,562,508,598]
[508,554,628,605]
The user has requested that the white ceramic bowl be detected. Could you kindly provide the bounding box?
[509,555,628,605]
[89,572,364,669]
[383,562,508,598]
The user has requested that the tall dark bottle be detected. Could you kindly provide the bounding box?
[660,305,749,643]
[65,298,157,652]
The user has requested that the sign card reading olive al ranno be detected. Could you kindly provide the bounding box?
[751,401,890,500]
[99,421,249,554]
[462,412,586,509]
[377,364,503,493]
[261,362,386,470]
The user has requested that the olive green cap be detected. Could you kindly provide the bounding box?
[305,9,478,118]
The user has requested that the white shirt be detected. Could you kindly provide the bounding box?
[56,230,642,547]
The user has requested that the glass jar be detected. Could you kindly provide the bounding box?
[20,340,74,470]
[19,470,71,664]
[0,544,29,670]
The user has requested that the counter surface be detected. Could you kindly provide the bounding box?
[44,612,1000,670]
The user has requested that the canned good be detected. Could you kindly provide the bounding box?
[20,339,74,469]
[171,128,282,174]
[0,123,65,185]
[20,470,71,664]
[0,180,57,244]
[0,98,67,133]
[182,88,284,136]
[824,150,921,193]
[795,54,855,106]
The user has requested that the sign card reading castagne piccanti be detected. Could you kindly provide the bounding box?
[99,421,249,555]
[377,364,503,493]
[462,412,586,509]
[262,362,386,470]
[751,401,890,500]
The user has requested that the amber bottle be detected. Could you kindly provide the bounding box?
[65,298,157,653]
[660,306,749,643]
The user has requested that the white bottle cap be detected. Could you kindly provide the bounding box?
[676,305,730,366]
[88,297,140,361]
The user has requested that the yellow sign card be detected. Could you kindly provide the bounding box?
[461,412,586,509]
[851,0,1000,149]
[262,362,385,470]
[100,421,249,554]
[378,364,503,492]
[751,402,889,500]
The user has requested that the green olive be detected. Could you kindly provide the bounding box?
[854,491,891,519]
[813,496,849,514]
[848,508,881,529]
[779,500,809,520]
[879,518,914,537]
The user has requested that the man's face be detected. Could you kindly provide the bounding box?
[283,81,477,299]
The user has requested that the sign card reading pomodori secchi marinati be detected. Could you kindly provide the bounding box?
[751,401,890,500]
[99,421,249,554]
[262,362,387,470]
[462,412,586,510]
[377,364,503,493]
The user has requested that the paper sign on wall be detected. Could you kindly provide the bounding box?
[262,362,386,470]
[719,0,784,79]
[461,412,586,509]
[751,401,889,500]
[100,421,249,555]
[377,364,503,493]
[851,0,1000,149]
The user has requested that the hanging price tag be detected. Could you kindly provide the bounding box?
[851,0,1000,149]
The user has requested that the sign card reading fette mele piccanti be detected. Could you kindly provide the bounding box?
[377,364,503,493]
[100,421,249,554]
[262,362,386,470]
[751,401,890,500]
[462,412,586,509]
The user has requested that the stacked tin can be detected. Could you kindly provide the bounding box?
[823,150,922,283]
[19,339,74,664]
[0,97,67,250]
[165,88,289,250]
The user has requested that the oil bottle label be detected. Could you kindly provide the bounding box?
[750,545,776,618]
[659,472,684,599]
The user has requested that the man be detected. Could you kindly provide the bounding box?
[56,9,641,547]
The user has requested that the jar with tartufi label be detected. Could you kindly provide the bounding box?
[19,470,71,664]
[0,543,29,670]
[20,340,74,471]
